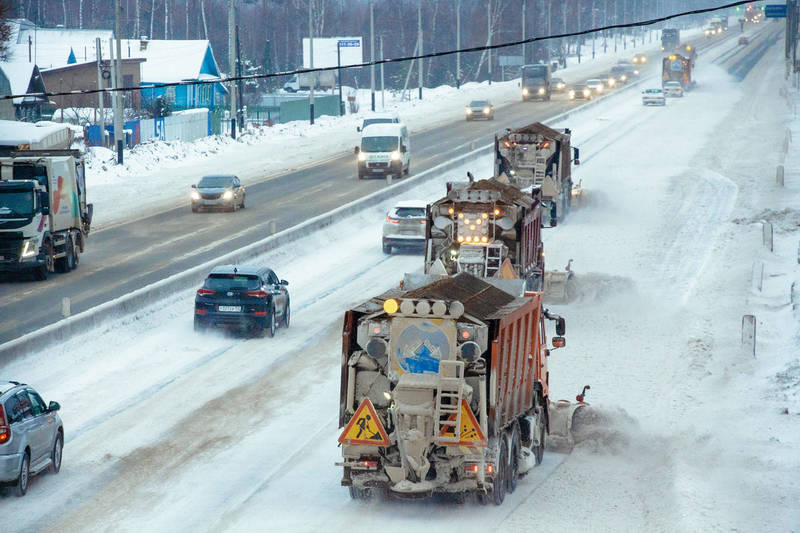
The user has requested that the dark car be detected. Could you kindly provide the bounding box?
[194,265,290,337]
[0,381,63,496]
[568,84,592,100]
[552,78,567,92]
[465,99,494,121]
[190,175,246,213]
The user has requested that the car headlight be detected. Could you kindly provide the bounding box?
[390,151,401,161]
[642,58,647,63]
[621,75,627,81]
[522,88,529,95]
[222,190,234,200]
[583,89,590,96]
[569,90,575,99]
[466,108,472,114]
[358,152,367,162]
[21,239,38,258]
[634,70,639,75]
[483,107,490,114]
[191,190,201,200]
[538,87,545,95]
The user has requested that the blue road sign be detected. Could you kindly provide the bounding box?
[338,39,361,47]
[765,4,787,18]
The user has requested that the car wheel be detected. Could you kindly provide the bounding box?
[267,307,277,338]
[382,239,392,255]
[15,452,29,497]
[191,205,199,213]
[193,317,206,332]
[282,301,291,328]
[358,172,365,180]
[50,432,63,474]
[404,161,410,176]
[240,194,246,209]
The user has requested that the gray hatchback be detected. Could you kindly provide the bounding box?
[0,381,63,496]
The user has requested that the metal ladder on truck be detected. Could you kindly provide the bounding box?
[434,360,465,444]
[485,243,504,278]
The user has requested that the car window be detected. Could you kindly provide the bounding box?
[199,176,234,188]
[267,270,280,285]
[393,207,426,218]
[469,100,488,107]
[4,395,23,423]
[26,390,46,416]
[204,274,261,291]
[15,392,33,420]
[363,118,394,128]
[361,136,399,152]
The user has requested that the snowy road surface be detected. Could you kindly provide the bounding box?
[2,27,798,533]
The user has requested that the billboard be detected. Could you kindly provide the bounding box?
[303,37,363,69]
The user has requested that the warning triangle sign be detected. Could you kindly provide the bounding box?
[439,399,488,447]
[338,398,390,446]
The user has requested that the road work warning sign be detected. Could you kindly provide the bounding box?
[338,398,390,446]
[439,400,488,447]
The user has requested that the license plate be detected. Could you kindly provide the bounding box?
[373,169,384,173]
[218,306,241,312]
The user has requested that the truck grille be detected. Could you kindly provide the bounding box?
[368,162,389,169]
[0,237,22,262]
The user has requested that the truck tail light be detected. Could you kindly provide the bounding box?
[245,290,268,298]
[196,288,216,296]
[465,464,479,474]
[0,405,9,445]
[361,460,378,468]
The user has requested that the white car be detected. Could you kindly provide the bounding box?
[586,78,605,95]
[663,81,684,97]
[382,200,427,254]
[642,88,666,106]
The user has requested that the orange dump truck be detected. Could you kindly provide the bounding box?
[336,272,567,503]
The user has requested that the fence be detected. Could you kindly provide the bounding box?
[85,108,211,148]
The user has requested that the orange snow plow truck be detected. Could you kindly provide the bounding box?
[336,272,577,503]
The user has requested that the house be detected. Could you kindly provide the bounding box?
[0,68,15,120]
[0,62,54,121]
[127,38,227,111]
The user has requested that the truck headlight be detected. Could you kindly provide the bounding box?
[358,152,367,162]
[390,151,401,161]
[222,190,234,200]
[466,108,472,114]
[190,190,201,200]
[538,87,545,95]
[483,107,490,114]
[522,88,529,96]
[21,239,37,258]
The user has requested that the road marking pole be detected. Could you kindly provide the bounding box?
[741,314,756,357]
[62,297,71,319]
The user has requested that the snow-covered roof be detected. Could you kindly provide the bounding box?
[361,123,405,137]
[125,39,220,83]
[0,62,39,104]
[0,119,73,148]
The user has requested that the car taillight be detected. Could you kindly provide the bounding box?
[419,220,425,225]
[0,405,9,445]
[385,216,399,224]
[245,290,268,298]
[197,288,216,296]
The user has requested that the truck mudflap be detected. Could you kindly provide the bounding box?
[547,386,591,452]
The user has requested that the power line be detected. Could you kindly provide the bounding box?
[2,0,755,102]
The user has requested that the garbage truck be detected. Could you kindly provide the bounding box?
[336,272,574,503]
[0,121,93,280]
[494,122,581,225]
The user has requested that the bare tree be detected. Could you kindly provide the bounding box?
[135,0,140,38]
[79,0,84,28]
[0,1,12,61]
[150,0,156,39]
[200,0,208,40]
[164,0,169,39]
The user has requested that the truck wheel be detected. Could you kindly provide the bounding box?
[55,236,75,273]
[33,239,54,280]
[191,205,199,213]
[507,434,520,494]
[534,422,546,466]
[493,441,507,505]
[348,485,371,501]
[15,452,29,497]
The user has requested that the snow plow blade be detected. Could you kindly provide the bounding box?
[547,386,591,452]
[571,180,587,208]
[543,260,574,303]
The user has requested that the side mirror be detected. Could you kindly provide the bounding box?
[41,205,50,216]
[48,401,61,412]
[550,203,558,227]
[556,317,566,336]
[573,147,580,165]
[357,126,361,132]
[552,336,566,348]
[354,146,360,154]
[191,184,197,188]
[400,145,406,153]
[518,82,521,87]
[280,279,289,286]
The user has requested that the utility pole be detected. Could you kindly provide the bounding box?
[456,0,461,88]
[418,1,423,99]
[370,1,375,112]
[228,0,237,138]
[113,0,124,164]
[577,0,582,64]
[547,0,552,63]
[235,24,244,133]
[95,38,104,127]
[522,0,526,63]
[614,0,618,52]
[592,0,596,59]
[487,0,492,85]
[309,0,315,124]
[380,35,385,109]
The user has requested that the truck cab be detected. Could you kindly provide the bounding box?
[520,64,551,101]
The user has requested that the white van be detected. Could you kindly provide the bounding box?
[354,123,410,179]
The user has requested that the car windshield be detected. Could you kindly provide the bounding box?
[363,118,394,128]
[393,207,425,218]
[645,89,663,94]
[361,136,398,152]
[0,191,35,218]
[469,101,489,107]
[199,176,234,188]
[204,274,260,291]
[522,66,547,81]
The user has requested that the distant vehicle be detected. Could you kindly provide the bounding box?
[465,99,494,121]
[738,36,750,45]
[283,71,336,92]
[569,84,592,100]
[661,28,680,51]
[194,265,290,337]
[631,53,648,64]
[190,175,245,213]
[586,79,605,94]
[552,78,567,92]
[521,63,551,101]
[618,62,640,79]
[0,381,63,497]
[642,88,666,106]
[603,75,617,89]
[355,123,410,179]
[382,200,427,254]
[357,112,400,132]
[705,22,723,37]
[663,81,684,97]
[610,66,630,84]
[662,54,694,91]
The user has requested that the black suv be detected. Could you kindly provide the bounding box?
[194,265,290,337]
